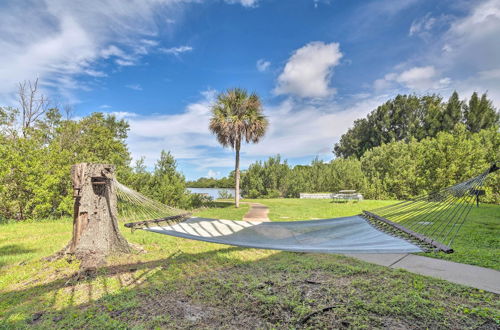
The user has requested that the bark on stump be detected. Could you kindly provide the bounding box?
[55,163,131,271]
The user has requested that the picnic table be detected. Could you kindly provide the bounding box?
[332,190,363,202]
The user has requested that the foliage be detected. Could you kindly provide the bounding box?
[463,92,500,133]
[187,173,234,188]
[240,156,365,199]
[361,125,500,202]
[0,106,133,220]
[1,85,498,220]
[217,189,234,199]
[241,155,291,198]
[124,152,210,209]
[146,151,191,208]
[240,156,366,199]
[240,126,499,203]
[0,103,200,220]
[334,92,499,158]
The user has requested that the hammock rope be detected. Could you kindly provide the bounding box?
[116,164,498,254]
[363,165,495,251]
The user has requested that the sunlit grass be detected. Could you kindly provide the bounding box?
[244,198,397,221]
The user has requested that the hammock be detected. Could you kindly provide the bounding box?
[118,164,498,254]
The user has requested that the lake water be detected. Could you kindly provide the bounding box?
[187,187,237,200]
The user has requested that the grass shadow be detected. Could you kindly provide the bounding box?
[0,246,246,324]
[0,244,36,256]
[0,244,37,268]
[207,201,235,208]
[1,246,498,329]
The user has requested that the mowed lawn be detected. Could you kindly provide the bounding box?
[0,199,498,328]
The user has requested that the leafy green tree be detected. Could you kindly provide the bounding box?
[241,155,290,198]
[335,92,499,158]
[148,150,190,208]
[240,156,366,198]
[360,125,499,202]
[186,174,234,188]
[209,88,268,207]
[463,92,499,133]
[0,104,136,220]
[420,95,445,138]
[442,91,463,131]
[333,118,373,158]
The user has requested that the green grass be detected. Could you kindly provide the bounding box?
[194,201,249,220]
[0,200,498,328]
[244,198,397,221]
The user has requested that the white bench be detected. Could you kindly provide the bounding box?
[299,193,333,199]
[299,191,364,201]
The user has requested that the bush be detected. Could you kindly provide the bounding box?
[217,189,234,200]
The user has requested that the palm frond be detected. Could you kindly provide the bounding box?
[209,88,268,149]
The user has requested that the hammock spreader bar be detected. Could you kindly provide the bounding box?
[124,213,192,230]
[362,211,453,253]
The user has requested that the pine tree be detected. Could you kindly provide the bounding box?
[442,91,462,131]
[463,92,499,133]
[149,150,189,208]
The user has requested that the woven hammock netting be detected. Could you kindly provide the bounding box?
[115,164,498,254]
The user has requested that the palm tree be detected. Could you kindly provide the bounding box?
[209,88,268,207]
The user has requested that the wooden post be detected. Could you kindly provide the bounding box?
[52,163,131,270]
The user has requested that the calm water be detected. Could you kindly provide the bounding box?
[187,187,237,199]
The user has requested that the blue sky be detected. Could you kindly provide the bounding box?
[1,0,499,180]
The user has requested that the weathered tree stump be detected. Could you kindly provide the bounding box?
[52,163,132,271]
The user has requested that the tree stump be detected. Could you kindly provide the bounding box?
[53,163,132,271]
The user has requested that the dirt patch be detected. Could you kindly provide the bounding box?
[125,289,266,329]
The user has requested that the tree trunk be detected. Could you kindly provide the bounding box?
[54,163,131,270]
[235,141,240,208]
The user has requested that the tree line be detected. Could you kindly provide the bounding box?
[239,126,499,203]
[186,175,235,188]
[334,92,499,158]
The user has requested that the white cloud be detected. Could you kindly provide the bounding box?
[274,41,343,98]
[0,0,183,104]
[256,59,271,72]
[159,45,193,56]
[396,66,439,90]
[478,68,500,80]
[400,0,500,107]
[440,0,500,72]
[244,96,387,158]
[314,0,332,9]
[110,111,138,119]
[439,0,500,107]
[206,169,221,178]
[225,0,259,7]
[409,13,436,36]
[121,89,217,167]
[374,66,450,92]
[125,84,143,91]
[371,0,500,106]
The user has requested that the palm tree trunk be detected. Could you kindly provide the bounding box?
[234,141,240,208]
